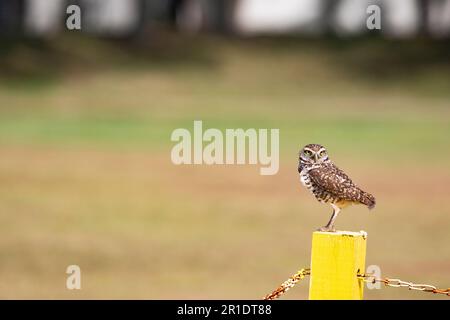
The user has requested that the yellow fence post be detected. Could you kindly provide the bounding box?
[309,231,367,300]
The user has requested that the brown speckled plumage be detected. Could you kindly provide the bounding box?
[298,144,375,231]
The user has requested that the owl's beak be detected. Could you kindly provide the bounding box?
[314,153,319,162]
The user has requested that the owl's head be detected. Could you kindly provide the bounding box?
[299,144,329,165]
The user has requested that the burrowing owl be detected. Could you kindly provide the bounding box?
[298,144,375,232]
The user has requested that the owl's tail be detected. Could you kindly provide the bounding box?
[361,191,376,210]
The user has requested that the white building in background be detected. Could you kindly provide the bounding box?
[24,0,140,36]
[380,0,420,38]
[83,0,140,36]
[333,0,420,37]
[233,0,323,35]
[232,0,450,38]
[24,0,65,36]
[20,0,450,38]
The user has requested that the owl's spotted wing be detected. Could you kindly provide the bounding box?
[308,164,362,203]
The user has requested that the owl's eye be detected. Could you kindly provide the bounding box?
[304,150,312,157]
[319,150,326,157]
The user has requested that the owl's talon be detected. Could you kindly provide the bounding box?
[317,226,336,232]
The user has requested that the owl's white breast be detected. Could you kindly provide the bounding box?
[299,167,312,189]
[299,171,308,187]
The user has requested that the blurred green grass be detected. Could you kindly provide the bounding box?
[0,35,449,299]
[0,114,449,166]
[1,36,449,159]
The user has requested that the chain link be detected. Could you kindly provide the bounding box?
[263,268,310,300]
[358,273,450,296]
[263,269,449,300]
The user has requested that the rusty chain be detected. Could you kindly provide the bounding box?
[263,268,449,300]
[263,268,310,300]
[358,273,450,296]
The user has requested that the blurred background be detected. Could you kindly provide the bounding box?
[0,0,449,299]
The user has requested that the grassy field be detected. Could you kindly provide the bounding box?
[0,36,449,299]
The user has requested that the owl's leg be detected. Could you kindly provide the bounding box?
[318,204,340,232]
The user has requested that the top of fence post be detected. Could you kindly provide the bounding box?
[309,230,367,300]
